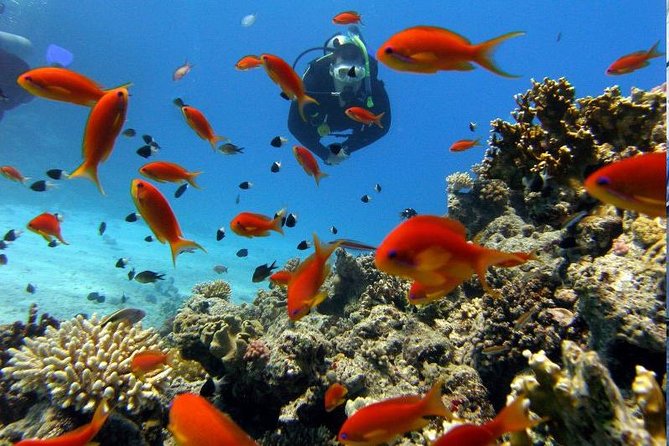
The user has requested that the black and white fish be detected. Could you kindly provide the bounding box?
[46,169,68,180]
[252,260,278,282]
[270,136,288,147]
[270,161,281,173]
[134,270,165,284]
[216,227,226,241]
[360,194,371,203]
[174,183,188,198]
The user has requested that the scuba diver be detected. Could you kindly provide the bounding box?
[0,31,34,122]
[287,26,391,164]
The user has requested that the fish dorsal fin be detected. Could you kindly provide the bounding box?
[436,217,468,238]
[410,25,471,44]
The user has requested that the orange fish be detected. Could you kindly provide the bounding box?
[606,41,663,75]
[407,279,454,305]
[230,210,285,238]
[168,393,258,446]
[0,165,29,184]
[345,107,385,128]
[139,161,202,188]
[337,379,452,446]
[15,399,111,446]
[332,11,363,25]
[27,212,68,245]
[286,234,340,321]
[131,349,172,375]
[131,179,205,265]
[69,87,129,194]
[449,138,481,152]
[235,55,263,71]
[269,270,292,287]
[377,26,523,77]
[375,215,533,298]
[179,103,227,150]
[432,396,539,446]
[173,60,194,81]
[17,67,112,106]
[584,151,666,218]
[293,146,328,186]
[324,382,348,412]
[260,53,319,121]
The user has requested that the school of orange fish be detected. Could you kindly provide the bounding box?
[4,9,665,446]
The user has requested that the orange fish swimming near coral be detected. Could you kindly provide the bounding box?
[375,215,534,298]
[332,11,362,25]
[230,210,285,238]
[139,161,202,188]
[175,99,227,150]
[376,26,523,77]
[449,138,481,152]
[69,87,129,194]
[606,41,663,75]
[345,107,385,128]
[293,146,328,186]
[584,151,666,218]
[131,349,172,375]
[27,212,68,245]
[337,379,452,446]
[287,234,341,321]
[131,179,205,266]
[0,165,29,184]
[15,399,111,446]
[324,382,348,412]
[17,67,112,106]
[432,395,540,446]
[168,393,258,446]
[260,54,318,121]
[235,55,263,71]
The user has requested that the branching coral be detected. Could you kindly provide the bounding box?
[511,341,664,445]
[1,315,171,413]
[446,172,474,194]
[192,280,232,300]
[480,78,666,189]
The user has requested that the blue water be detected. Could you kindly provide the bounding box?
[0,1,664,325]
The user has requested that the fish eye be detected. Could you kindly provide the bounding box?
[596,176,611,186]
[384,47,393,54]
[387,249,398,259]
[116,91,124,97]
[136,182,144,188]
[24,75,32,81]
[339,433,348,440]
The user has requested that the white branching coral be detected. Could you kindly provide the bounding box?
[1,314,171,413]
[446,171,474,193]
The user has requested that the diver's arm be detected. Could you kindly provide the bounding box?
[343,80,391,154]
[287,102,330,161]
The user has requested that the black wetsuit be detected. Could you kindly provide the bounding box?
[288,53,391,161]
[0,48,32,122]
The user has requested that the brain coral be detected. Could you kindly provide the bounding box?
[1,314,171,413]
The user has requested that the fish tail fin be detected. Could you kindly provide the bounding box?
[487,396,542,438]
[314,171,329,187]
[473,137,482,146]
[90,399,112,434]
[313,233,340,260]
[420,378,454,420]
[647,40,664,59]
[187,171,203,189]
[272,209,286,235]
[298,94,319,122]
[210,135,229,151]
[69,161,105,195]
[475,31,524,78]
[374,112,385,128]
[170,237,206,266]
[476,249,531,298]
[57,234,70,245]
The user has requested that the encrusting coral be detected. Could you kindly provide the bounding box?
[1,314,171,414]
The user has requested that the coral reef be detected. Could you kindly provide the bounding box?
[2,314,171,413]
[511,341,664,445]
[445,171,474,194]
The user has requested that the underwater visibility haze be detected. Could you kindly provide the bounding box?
[0,1,665,445]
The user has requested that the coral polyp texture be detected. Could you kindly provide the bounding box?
[1,314,171,413]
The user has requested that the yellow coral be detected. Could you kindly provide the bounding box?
[2,314,171,413]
